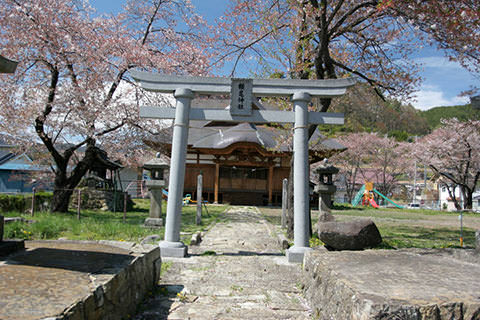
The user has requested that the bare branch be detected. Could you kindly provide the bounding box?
[95,121,127,138]
[329,1,378,39]
[331,59,394,95]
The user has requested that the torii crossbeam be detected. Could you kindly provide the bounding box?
[132,70,355,262]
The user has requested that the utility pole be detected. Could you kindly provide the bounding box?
[423,164,427,204]
[413,161,417,204]
[412,136,417,205]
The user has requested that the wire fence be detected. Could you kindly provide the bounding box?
[0,184,146,222]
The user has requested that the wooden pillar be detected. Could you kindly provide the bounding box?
[268,165,274,206]
[214,163,220,204]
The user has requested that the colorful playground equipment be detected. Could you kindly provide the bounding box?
[351,182,404,209]
[162,189,209,207]
[162,189,192,206]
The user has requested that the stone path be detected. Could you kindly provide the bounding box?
[134,206,311,319]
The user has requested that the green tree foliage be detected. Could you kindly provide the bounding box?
[420,104,480,129]
[319,84,430,140]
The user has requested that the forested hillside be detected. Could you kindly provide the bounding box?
[320,84,478,140]
[420,104,480,129]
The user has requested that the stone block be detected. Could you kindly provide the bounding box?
[286,246,312,263]
[303,249,480,320]
[277,233,290,250]
[144,218,163,228]
[160,245,188,258]
[318,211,335,223]
[318,218,382,250]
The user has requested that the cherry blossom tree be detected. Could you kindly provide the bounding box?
[415,119,480,210]
[215,0,425,237]
[332,132,412,202]
[386,1,480,79]
[363,133,413,197]
[0,0,211,212]
[215,0,421,102]
[215,0,480,236]
[330,133,369,202]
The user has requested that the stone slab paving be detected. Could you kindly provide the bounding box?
[134,206,311,319]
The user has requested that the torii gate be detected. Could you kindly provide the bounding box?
[132,71,355,262]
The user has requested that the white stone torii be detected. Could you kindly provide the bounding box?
[131,70,355,263]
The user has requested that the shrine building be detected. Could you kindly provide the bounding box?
[146,99,345,206]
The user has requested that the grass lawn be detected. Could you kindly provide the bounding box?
[259,204,480,249]
[2,199,228,244]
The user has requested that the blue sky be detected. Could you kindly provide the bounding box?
[90,0,479,111]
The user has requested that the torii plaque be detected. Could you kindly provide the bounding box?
[132,70,355,262]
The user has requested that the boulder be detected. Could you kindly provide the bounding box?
[318,219,382,250]
[318,211,335,223]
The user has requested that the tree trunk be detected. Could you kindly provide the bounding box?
[51,187,74,212]
[446,185,462,211]
[49,143,98,213]
[462,186,473,210]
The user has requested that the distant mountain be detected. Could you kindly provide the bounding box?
[323,84,479,140]
[420,104,480,129]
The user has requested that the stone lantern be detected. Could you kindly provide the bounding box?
[314,160,339,214]
[143,155,169,228]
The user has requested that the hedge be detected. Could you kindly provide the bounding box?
[0,192,53,213]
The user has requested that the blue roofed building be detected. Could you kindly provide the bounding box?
[0,140,47,193]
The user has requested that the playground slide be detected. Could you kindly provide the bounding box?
[369,198,379,208]
[161,189,196,206]
[373,188,404,209]
[351,185,366,206]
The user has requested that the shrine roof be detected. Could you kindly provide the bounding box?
[191,123,279,150]
[144,98,346,156]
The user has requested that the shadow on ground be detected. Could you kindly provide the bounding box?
[6,247,134,273]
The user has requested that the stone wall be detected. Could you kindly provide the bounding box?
[57,241,161,320]
[69,189,134,212]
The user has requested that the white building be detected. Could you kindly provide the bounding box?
[438,184,479,212]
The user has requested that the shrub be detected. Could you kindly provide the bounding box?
[0,194,26,212]
[0,192,53,213]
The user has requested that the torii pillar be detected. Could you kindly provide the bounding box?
[132,71,355,262]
